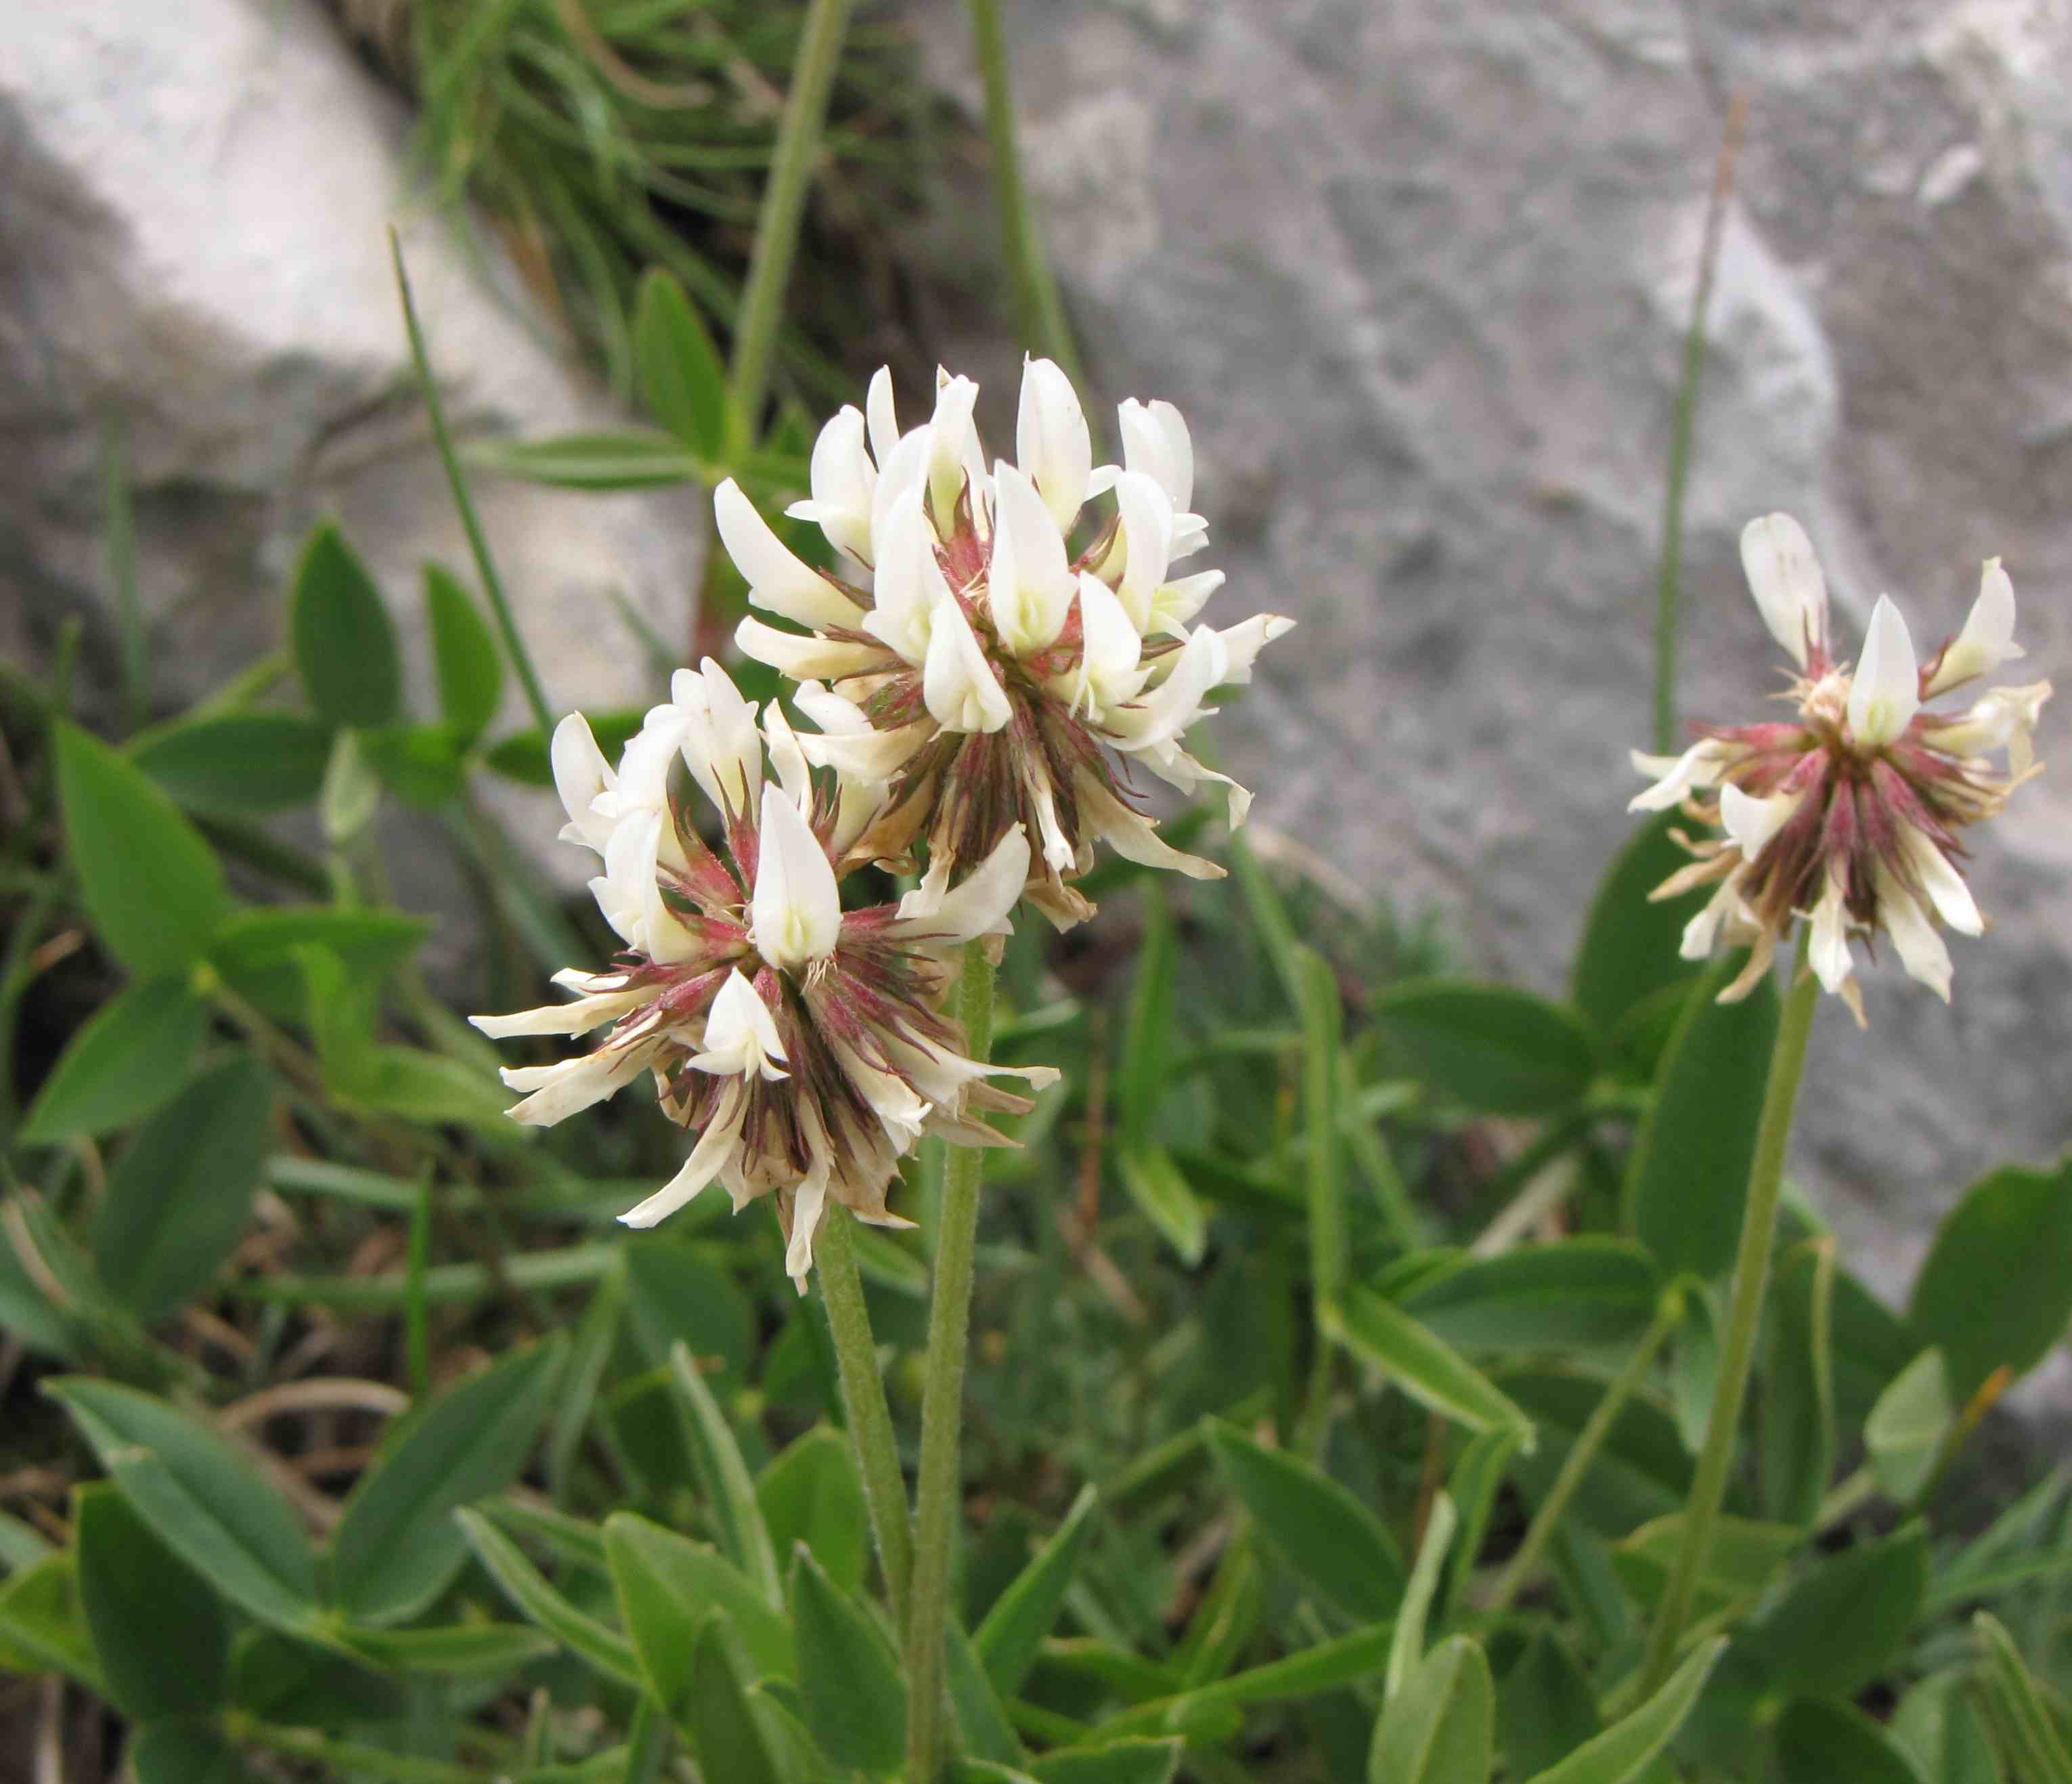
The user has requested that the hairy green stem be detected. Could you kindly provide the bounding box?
[1638,935,1817,1692]
[817,1206,914,1625]
[1487,1288,1684,1613]
[1652,98,1745,757]
[904,939,997,1783]
[726,0,855,450]
[967,0,1084,388]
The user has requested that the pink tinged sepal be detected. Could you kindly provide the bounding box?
[1739,513,1830,670]
[552,713,619,853]
[892,825,1031,943]
[751,782,845,970]
[923,596,1012,734]
[1874,866,1954,1001]
[1849,594,1920,748]
[619,1085,747,1227]
[1926,557,2025,698]
[1016,355,1093,536]
[713,479,866,632]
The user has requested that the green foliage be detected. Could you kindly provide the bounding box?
[1911,1158,2072,1399]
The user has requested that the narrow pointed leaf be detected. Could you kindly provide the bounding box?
[669,1342,782,1605]
[456,1508,642,1688]
[76,1481,227,1718]
[976,1483,1101,1695]
[1330,1288,1535,1443]
[634,269,730,457]
[604,1511,793,1699]
[1369,1634,1493,1784]
[21,975,205,1143]
[424,565,504,741]
[292,521,401,727]
[1520,1636,1725,1784]
[686,1617,785,1784]
[792,1545,905,1772]
[1373,981,1597,1116]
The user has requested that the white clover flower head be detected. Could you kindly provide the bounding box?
[1630,514,2051,1021]
[472,664,1056,1289]
[722,358,1294,927]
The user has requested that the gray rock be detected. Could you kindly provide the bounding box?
[896,0,2072,1308]
[1,0,705,932]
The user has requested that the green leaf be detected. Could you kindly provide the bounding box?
[1910,1158,2072,1399]
[456,1507,642,1688]
[75,1481,227,1718]
[94,1055,273,1321]
[669,1341,783,1605]
[1120,882,1175,1151]
[424,564,504,741]
[1369,1634,1493,1784]
[20,974,204,1142]
[1028,1740,1183,1784]
[634,269,730,458]
[131,712,333,817]
[319,726,381,844]
[1096,1625,1394,1739]
[1206,1422,1402,1624]
[604,1511,794,1699]
[1747,1523,1928,1700]
[946,1615,1025,1766]
[360,722,468,808]
[1372,981,1598,1116]
[1570,807,1708,1059]
[686,1617,786,1784]
[56,720,231,976]
[44,1376,319,1632]
[332,1337,565,1624]
[484,709,646,787]
[1866,1348,1956,1506]
[1520,1637,1724,1784]
[208,906,429,1022]
[1443,1424,1526,1621]
[791,1544,905,1772]
[1501,1369,1691,1538]
[226,1628,408,1724]
[1386,1492,1456,1702]
[0,1552,106,1692]
[1775,1699,1931,1784]
[1624,953,1780,1278]
[625,1238,755,1383]
[132,1724,267,1784]
[756,1424,868,1599]
[1497,1632,1601,1779]
[975,1483,1101,1696]
[335,1621,558,1675]
[1973,1611,2072,1784]
[1329,1288,1536,1443]
[1117,1146,1208,1267]
[1892,1671,2005,1784]
[1398,1240,1661,1353]
[292,522,401,727]
[1759,1240,1836,1526]
[466,431,706,490]
[1610,1513,1801,1617]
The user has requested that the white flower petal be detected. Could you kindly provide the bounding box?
[796,406,876,565]
[1807,871,1855,995]
[1209,613,1294,686]
[690,969,789,1081]
[868,426,934,557]
[762,701,812,812]
[1069,571,1147,717]
[1111,471,1175,633]
[1876,867,1953,1001]
[504,1045,651,1128]
[1107,624,1226,756]
[1075,774,1225,881]
[619,1091,744,1227]
[893,825,1030,942]
[923,597,1012,733]
[675,657,762,821]
[1627,739,1734,812]
[1679,879,1739,961]
[751,782,843,969]
[1016,355,1092,534]
[797,718,930,784]
[1921,680,2052,777]
[1849,594,1921,747]
[735,616,887,682]
[713,479,866,632]
[1149,568,1224,636]
[989,460,1075,657]
[470,986,645,1039]
[1925,556,2025,697]
[864,484,947,666]
[551,713,618,853]
[1739,513,1830,669]
[926,372,984,529]
[1899,823,1983,936]
[865,366,898,469]
[1719,782,1799,864]
[1118,397,1193,511]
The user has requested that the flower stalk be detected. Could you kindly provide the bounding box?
[815,1206,914,1624]
[1638,932,1818,1693]
[904,938,998,1783]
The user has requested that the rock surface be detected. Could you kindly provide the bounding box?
[0,0,705,916]
[5,0,2070,1315]
[896,0,2072,1305]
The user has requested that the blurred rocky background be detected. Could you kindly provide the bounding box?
[5,0,2069,1309]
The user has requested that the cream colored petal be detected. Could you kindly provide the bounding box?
[1807,872,1855,995]
[751,782,844,969]
[1925,556,2025,697]
[923,598,1011,733]
[689,969,789,1081]
[865,366,898,468]
[735,616,887,682]
[551,712,618,853]
[1719,783,1799,865]
[762,701,812,812]
[1627,739,1733,812]
[1900,824,1983,936]
[1015,355,1093,535]
[862,484,944,666]
[1111,470,1175,634]
[471,986,646,1039]
[1149,568,1225,636]
[1076,773,1225,881]
[619,1089,745,1227]
[989,459,1075,656]
[893,825,1030,942]
[1210,613,1294,686]
[1739,513,1830,669]
[1848,594,1921,747]
[1875,867,1953,1001]
[504,1045,651,1127]
[713,479,866,631]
